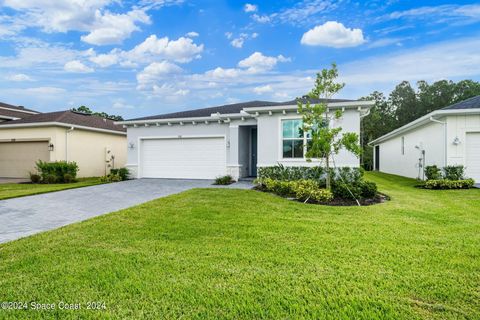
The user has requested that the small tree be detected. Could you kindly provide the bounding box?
[298,63,362,189]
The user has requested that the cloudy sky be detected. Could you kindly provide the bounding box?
[1,0,479,118]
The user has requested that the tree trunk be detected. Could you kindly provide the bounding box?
[326,156,331,190]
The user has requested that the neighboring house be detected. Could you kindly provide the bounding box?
[0,102,40,122]
[369,95,480,181]
[0,110,127,178]
[117,98,374,180]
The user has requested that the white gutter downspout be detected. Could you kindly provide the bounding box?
[429,117,447,167]
[65,127,74,161]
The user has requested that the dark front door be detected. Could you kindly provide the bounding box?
[251,128,257,176]
[374,145,380,171]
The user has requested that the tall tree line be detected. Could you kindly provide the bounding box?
[361,79,480,170]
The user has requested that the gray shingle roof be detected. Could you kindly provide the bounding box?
[0,101,40,119]
[127,98,355,121]
[0,102,40,113]
[0,110,126,132]
[441,95,480,110]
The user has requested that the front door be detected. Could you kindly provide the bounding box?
[250,128,257,177]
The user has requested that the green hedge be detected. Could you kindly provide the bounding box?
[257,165,376,200]
[424,179,474,189]
[35,161,79,184]
[258,165,364,186]
[256,178,333,203]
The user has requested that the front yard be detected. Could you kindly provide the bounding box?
[0,177,104,200]
[0,172,478,319]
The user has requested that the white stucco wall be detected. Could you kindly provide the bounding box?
[375,121,444,179]
[125,109,365,179]
[257,109,361,168]
[445,114,480,165]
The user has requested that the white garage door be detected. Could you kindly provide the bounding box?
[0,141,49,178]
[466,133,480,182]
[140,137,226,179]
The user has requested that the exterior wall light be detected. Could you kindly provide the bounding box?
[128,142,135,149]
[453,137,461,145]
[48,143,54,151]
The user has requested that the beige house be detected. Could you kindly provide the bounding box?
[0,106,127,178]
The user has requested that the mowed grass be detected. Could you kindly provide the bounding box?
[0,178,104,200]
[0,172,479,319]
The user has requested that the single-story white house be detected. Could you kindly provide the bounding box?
[369,95,480,181]
[117,98,374,180]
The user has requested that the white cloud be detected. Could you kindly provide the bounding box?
[225,32,233,39]
[229,33,258,48]
[253,84,273,94]
[340,37,480,87]
[301,21,365,48]
[25,86,66,94]
[249,0,335,26]
[231,37,245,48]
[129,35,204,63]
[251,14,270,23]
[64,60,94,73]
[238,52,290,73]
[244,3,258,13]
[81,9,150,45]
[136,61,183,87]
[89,51,119,67]
[6,73,32,81]
[185,31,199,38]
[205,67,240,79]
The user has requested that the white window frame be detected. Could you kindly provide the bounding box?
[279,116,315,160]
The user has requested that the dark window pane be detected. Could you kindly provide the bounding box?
[306,139,313,151]
[282,120,293,138]
[293,140,304,158]
[283,140,293,158]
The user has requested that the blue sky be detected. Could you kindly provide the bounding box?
[1,0,479,118]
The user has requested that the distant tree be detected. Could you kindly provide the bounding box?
[71,105,124,121]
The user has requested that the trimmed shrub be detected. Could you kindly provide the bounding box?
[331,181,360,200]
[44,174,57,184]
[63,173,75,183]
[100,173,122,183]
[258,164,364,186]
[424,179,474,189]
[360,181,378,198]
[110,168,130,181]
[290,180,333,202]
[443,165,465,180]
[214,175,235,185]
[256,178,333,203]
[29,172,41,184]
[36,160,79,183]
[425,165,442,180]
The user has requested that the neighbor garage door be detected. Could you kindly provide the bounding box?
[466,133,480,182]
[140,137,226,179]
[0,141,49,178]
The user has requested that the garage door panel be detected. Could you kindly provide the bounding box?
[140,137,226,179]
[0,141,49,178]
[466,133,480,182]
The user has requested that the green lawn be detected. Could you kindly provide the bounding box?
[0,178,104,200]
[0,172,479,319]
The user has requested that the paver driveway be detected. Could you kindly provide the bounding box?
[0,179,252,244]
